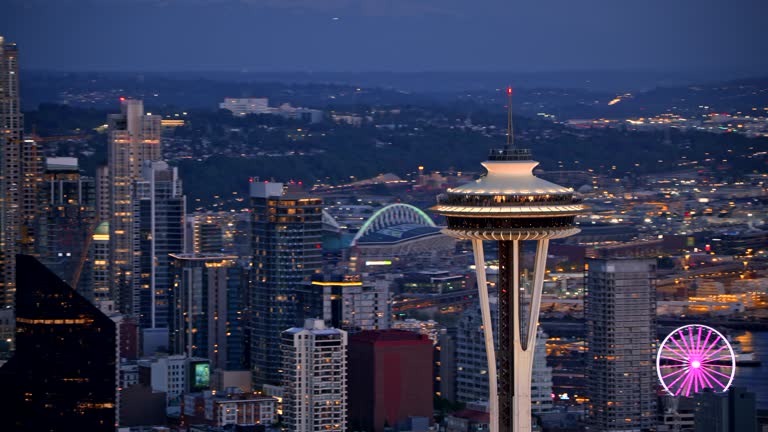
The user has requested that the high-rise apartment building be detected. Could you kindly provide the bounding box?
[170,253,247,371]
[456,297,553,415]
[96,165,110,223]
[586,258,657,432]
[281,319,347,432]
[184,213,225,253]
[90,221,112,303]
[0,255,117,431]
[19,137,43,255]
[108,99,161,313]
[133,160,184,329]
[456,297,498,404]
[35,157,96,293]
[0,37,23,307]
[250,181,322,386]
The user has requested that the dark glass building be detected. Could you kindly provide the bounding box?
[249,181,322,387]
[35,157,96,295]
[0,254,117,431]
[170,253,247,371]
[133,160,185,330]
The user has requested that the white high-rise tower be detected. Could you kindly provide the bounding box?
[432,88,583,432]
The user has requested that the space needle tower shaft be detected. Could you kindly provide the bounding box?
[433,88,583,432]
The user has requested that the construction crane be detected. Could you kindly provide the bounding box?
[70,220,101,291]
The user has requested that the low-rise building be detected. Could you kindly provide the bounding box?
[183,389,276,428]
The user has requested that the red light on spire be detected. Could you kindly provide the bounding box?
[507,87,512,95]
[119,96,126,102]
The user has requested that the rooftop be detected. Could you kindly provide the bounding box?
[356,223,443,245]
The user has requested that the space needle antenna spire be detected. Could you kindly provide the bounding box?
[506,86,514,149]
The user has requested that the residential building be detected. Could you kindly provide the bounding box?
[456,297,552,414]
[456,297,498,404]
[170,253,247,371]
[282,319,347,432]
[0,37,24,307]
[250,181,322,386]
[586,258,657,431]
[133,160,185,330]
[90,221,112,303]
[108,98,161,314]
[35,157,96,295]
[183,389,277,428]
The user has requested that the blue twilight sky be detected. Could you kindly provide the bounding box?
[2,0,767,74]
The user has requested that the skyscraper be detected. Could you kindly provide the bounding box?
[585,258,657,432]
[35,157,96,293]
[0,255,117,431]
[456,297,499,404]
[456,298,552,416]
[0,37,23,308]
[250,181,322,386]
[432,88,582,432]
[89,221,112,303]
[108,99,161,313]
[281,319,347,432]
[170,253,247,371]
[133,160,185,329]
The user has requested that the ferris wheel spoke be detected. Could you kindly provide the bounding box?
[661,367,687,380]
[693,370,704,393]
[670,336,691,359]
[662,346,690,362]
[680,369,695,397]
[698,330,713,357]
[666,367,690,393]
[701,335,722,359]
[703,367,732,381]
[698,367,716,389]
[659,352,688,364]
[700,367,728,390]
[677,329,694,355]
[693,326,704,356]
[701,356,733,365]
[702,345,728,361]
[688,327,697,359]
[659,363,687,368]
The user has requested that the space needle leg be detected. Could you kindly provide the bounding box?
[514,239,549,432]
[472,238,499,432]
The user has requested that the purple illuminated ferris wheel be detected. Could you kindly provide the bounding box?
[657,324,736,397]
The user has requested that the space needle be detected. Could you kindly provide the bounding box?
[432,88,583,432]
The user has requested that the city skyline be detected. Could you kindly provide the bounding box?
[0,5,767,428]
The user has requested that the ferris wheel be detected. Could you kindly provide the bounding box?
[656,324,736,397]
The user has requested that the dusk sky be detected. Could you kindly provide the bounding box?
[3,0,767,74]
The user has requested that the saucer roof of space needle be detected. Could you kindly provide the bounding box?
[431,141,585,241]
